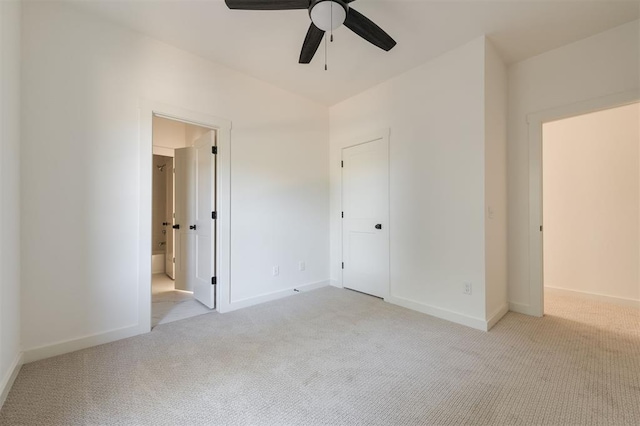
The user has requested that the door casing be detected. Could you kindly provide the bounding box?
[525,89,639,317]
[140,101,231,334]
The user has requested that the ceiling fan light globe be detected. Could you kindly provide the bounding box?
[310,0,347,32]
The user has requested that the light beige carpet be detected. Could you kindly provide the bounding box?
[1,287,638,425]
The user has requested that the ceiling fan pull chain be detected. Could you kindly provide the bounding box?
[324,33,328,70]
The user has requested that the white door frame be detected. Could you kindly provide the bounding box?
[527,89,639,317]
[339,128,391,297]
[139,100,232,333]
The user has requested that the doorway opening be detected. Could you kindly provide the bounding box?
[541,102,640,327]
[151,115,217,327]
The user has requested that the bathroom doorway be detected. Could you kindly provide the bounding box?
[152,154,174,278]
[151,115,217,327]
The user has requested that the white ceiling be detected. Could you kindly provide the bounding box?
[71,0,639,105]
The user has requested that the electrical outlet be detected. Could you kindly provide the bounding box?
[299,261,306,271]
[463,282,472,295]
[272,266,279,277]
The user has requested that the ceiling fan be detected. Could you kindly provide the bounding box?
[224,0,397,64]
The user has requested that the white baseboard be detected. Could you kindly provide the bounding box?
[0,352,23,409]
[329,279,343,289]
[486,304,509,330]
[508,301,541,317]
[227,280,330,312]
[22,281,331,363]
[23,324,143,364]
[545,286,640,309]
[386,295,488,331]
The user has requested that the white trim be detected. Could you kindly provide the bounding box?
[527,90,640,318]
[486,304,509,330]
[23,325,141,363]
[223,280,329,312]
[338,128,391,294]
[139,100,233,329]
[0,352,23,408]
[329,279,342,288]
[545,286,640,309]
[387,295,488,331]
[508,301,538,317]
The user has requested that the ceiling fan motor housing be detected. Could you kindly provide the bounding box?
[309,0,348,32]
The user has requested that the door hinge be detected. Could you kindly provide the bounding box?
[540,225,543,232]
[341,262,344,269]
[341,211,344,218]
[341,160,343,168]
[211,276,217,285]
[173,257,175,263]
[212,146,218,155]
[212,211,217,220]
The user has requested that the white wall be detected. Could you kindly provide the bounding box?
[185,123,209,147]
[153,116,188,151]
[508,20,640,313]
[543,103,640,303]
[21,1,329,357]
[330,37,507,330]
[484,39,508,323]
[0,0,23,403]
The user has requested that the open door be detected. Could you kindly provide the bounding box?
[192,131,216,309]
[174,147,194,292]
[173,131,216,308]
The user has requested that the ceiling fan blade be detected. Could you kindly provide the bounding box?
[225,0,309,10]
[344,7,396,51]
[299,23,325,64]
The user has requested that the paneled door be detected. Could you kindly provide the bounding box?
[342,137,389,298]
[192,131,216,309]
[174,147,195,292]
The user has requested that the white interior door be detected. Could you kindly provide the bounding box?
[174,147,194,292]
[165,157,175,279]
[342,137,389,298]
[192,131,216,309]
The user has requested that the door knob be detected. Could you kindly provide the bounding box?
[190,225,197,230]
[375,224,382,230]
[173,224,180,229]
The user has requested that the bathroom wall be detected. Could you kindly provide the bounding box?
[152,155,170,256]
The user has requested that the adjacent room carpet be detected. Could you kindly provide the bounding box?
[1,287,638,425]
